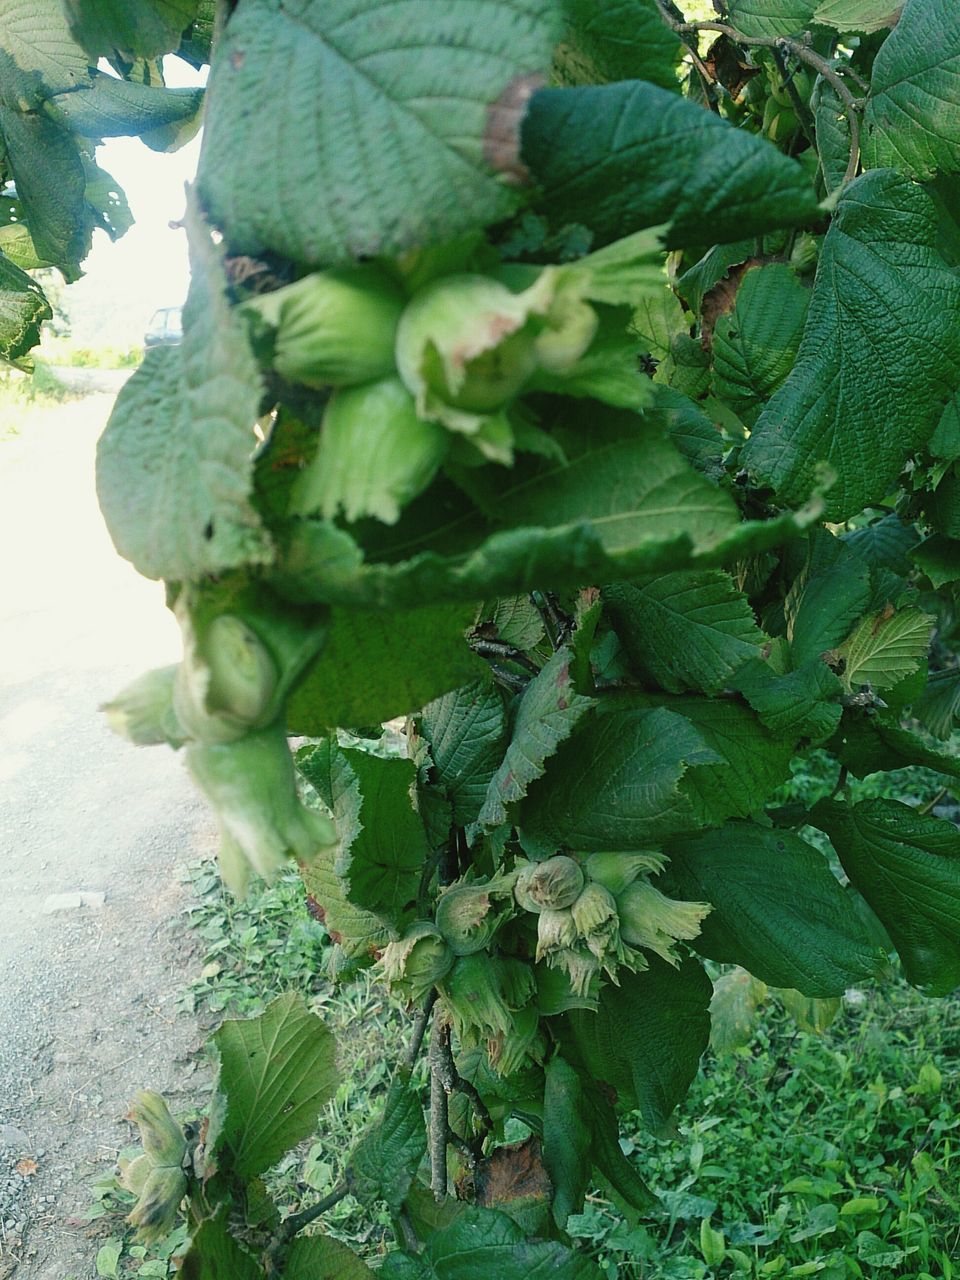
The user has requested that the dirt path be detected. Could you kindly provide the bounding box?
[0,397,214,1278]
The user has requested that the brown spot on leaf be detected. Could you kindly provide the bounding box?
[700,258,762,351]
[15,1158,37,1177]
[703,35,762,99]
[483,73,545,186]
[230,48,245,69]
[475,1135,552,1208]
[305,894,326,924]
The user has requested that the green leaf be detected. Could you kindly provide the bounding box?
[213,992,339,1179]
[49,73,204,140]
[842,514,920,573]
[478,645,595,828]
[0,250,51,364]
[930,388,960,460]
[732,656,843,744]
[813,0,902,32]
[812,798,960,994]
[565,957,711,1129]
[604,570,766,695]
[580,1084,655,1211]
[912,535,960,587]
[743,169,960,520]
[522,80,819,248]
[63,0,198,59]
[836,606,932,691]
[661,823,884,996]
[711,264,810,426]
[351,1076,426,1213]
[96,194,271,582]
[179,1210,263,1280]
[285,1235,375,1279]
[709,968,768,1053]
[296,739,391,958]
[380,1204,604,1280]
[198,0,561,266]
[829,716,960,781]
[462,404,742,562]
[292,379,447,526]
[519,705,719,853]
[777,988,841,1034]
[913,667,960,739]
[785,538,872,668]
[813,80,853,196]
[476,596,545,651]
[287,602,482,733]
[0,106,90,278]
[335,750,429,927]
[421,680,509,828]
[554,0,682,92]
[665,696,797,827]
[0,0,89,94]
[862,0,960,179]
[723,0,815,36]
[543,1055,591,1227]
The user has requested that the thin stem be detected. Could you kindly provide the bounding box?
[919,786,950,817]
[262,1181,351,1272]
[435,1027,493,1156]
[402,990,438,1074]
[429,1019,449,1201]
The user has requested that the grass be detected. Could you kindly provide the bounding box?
[0,364,79,438]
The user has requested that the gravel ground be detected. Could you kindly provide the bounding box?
[0,397,212,1277]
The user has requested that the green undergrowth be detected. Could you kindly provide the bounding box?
[583,985,960,1278]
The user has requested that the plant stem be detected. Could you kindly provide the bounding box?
[402,990,437,1074]
[262,1180,351,1272]
[429,1018,449,1201]
[469,636,541,675]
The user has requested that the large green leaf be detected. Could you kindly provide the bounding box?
[565,958,711,1129]
[179,1209,263,1280]
[421,680,509,828]
[521,80,819,248]
[296,739,392,958]
[664,696,798,827]
[380,1205,603,1280]
[812,798,960,995]
[830,716,960,781]
[287,602,482,733]
[49,73,203,139]
[213,993,339,1179]
[723,0,815,36]
[661,823,884,997]
[785,540,872,668]
[479,645,595,828]
[554,0,682,91]
[580,1084,654,1211]
[0,0,89,94]
[835,606,932,691]
[604,570,766,695]
[0,251,51,364]
[743,169,960,520]
[0,106,90,278]
[862,0,960,179]
[198,0,560,266]
[519,705,718,853]
[96,196,271,582]
[732,655,843,744]
[912,535,960,588]
[276,495,820,611]
[913,667,960,739]
[711,263,810,426]
[351,1076,426,1213]
[63,0,198,59]
[543,1055,592,1227]
[813,0,902,31]
[334,750,429,928]
[285,1235,375,1279]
